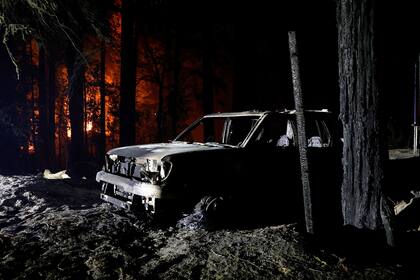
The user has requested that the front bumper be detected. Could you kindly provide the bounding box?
[100,193,132,210]
[96,171,163,198]
[96,171,163,212]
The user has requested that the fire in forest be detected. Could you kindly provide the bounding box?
[11,20,234,171]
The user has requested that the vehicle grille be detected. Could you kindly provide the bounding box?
[105,155,145,180]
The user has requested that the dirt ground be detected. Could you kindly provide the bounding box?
[0,175,415,279]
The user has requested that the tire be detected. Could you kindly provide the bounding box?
[197,195,225,218]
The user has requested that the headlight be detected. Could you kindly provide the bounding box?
[106,154,118,171]
[144,159,173,181]
[109,154,118,161]
[146,159,159,173]
[159,161,173,180]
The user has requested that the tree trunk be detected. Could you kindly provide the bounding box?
[202,24,214,139]
[288,31,314,234]
[66,46,86,166]
[83,83,88,151]
[337,0,394,246]
[156,80,164,142]
[233,24,256,111]
[38,46,56,169]
[99,40,107,158]
[38,47,47,169]
[169,25,180,138]
[29,42,37,157]
[156,26,172,142]
[47,53,56,168]
[119,0,138,147]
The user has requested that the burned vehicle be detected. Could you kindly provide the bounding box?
[96,110,341,222]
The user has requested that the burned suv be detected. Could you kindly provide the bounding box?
[96,110,340,220]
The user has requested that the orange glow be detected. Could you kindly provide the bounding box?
[30,39,39,66]
[26,40,40,157]
[86,121,93,132]
[22,10,234,170]
[111,12,122,35]
[54,63,71,168]
[28,143,35,154]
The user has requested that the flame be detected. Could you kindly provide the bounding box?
[28,143,35,154]
[23,4,234,169]
[86,121,93,132]
[30,39,39,66]
[26,39,40,157]
[54,64,72,145]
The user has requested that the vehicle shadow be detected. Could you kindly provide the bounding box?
[172,200,306,231]
[24,178,102,210]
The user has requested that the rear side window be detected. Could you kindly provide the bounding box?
[247,114,332,148]
[251,116,295,147]
[306,119,331,148]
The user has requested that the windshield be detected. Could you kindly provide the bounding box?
[175,116,260,147]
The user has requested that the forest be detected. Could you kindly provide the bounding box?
[0,0,418,176]
[0,1,343,174]
[1,0,420,278]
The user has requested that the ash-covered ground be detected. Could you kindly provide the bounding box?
[0,175,412,279]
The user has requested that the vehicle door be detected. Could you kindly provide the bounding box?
[243,114,300,198]
[304,115,342,229]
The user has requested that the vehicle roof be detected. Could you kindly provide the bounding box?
[203,109,331,118]
[203,110,269,118]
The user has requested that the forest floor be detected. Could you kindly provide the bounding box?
[0,175,418,279]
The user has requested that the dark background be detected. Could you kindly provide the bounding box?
[0,0,419,173]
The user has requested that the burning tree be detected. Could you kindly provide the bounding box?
[0,1,236,174]
[0,0,113,169]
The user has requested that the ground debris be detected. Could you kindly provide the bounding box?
[0,175,404,279]
[43,169,71,180]
[393,190,420,231]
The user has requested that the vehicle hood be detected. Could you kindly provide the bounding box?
[107,142,228,161]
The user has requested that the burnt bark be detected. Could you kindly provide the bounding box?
[99,40,106,158]
[142,28,166,142]
[119,0,138,147]
[38,47,55,169]
[202,24,214,139]
[233,24,257,111]
[66,46,86,166]
[288,31,314,234]
[169,26,180,138]
[47,53,56,167]
[337,0,394,246]
[156,80,164,141]
[29,43,37,155]
[38,46,47,168]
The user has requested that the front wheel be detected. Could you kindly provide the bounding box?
[198,195,225,217]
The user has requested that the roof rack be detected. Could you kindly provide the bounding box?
[276,109,331,114]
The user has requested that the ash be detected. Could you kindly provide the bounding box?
[0,175,399,279]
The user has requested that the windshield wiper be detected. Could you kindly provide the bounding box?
[205,142,224,147]
[196,142,237,148]
[170,140,189,144]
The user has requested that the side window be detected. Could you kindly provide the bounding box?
[252,116,295,147]
[306,119,331,148]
